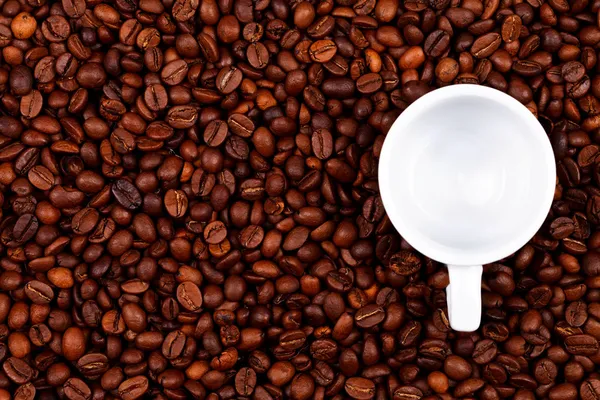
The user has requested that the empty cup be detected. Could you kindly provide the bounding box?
[378,84,556,331]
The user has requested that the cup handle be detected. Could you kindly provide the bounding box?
[446,264,483,332]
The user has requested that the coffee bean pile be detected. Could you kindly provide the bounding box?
[1,0,600,399]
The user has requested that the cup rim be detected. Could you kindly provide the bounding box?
[378,84,556,266]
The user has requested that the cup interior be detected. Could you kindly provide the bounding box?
[379,85,556,266]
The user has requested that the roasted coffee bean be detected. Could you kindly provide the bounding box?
[310,40,337,63]
[41,16,70,42]
[176,281,203,311]
[355,304,385,328]
[144,84,168,111]
[112,179,142,210]
[424,30,451,57]
[164,189,188,218]
[71,207,100,235]
[204,120,228,147]
[20,90,43,119]
[162,330,186,359]
[565,301,588,327]
[76,353,109,378]
[24,281,53,304]
[118,376,149,400]
[62,0,86,18]
[357,73,383,94]
[581,379,600,400]
[471,33,502,58]
[247,43,269,69]
[563,61,586,83]
[345,377,376,399]
[63,378,91,400]
[502,15,522,43]
[216,66,243,94]
[534,358,558,384]
[389,250,421,275]
[14,382,35,400]
[393,386,424,400]
[235,367,257,396]
[12,214,38,244]
[29,324,52,346]
[27,165,54,190]
[228,114,254,138]
[472,339,498,364]
[564,334,599,355]
[3,357,33,384]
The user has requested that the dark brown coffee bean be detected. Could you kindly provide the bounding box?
[112,179,142,210]
[27,165,54,190]
[162,330,186,359]
[166,105,198,129]
[118,376,149,400]
[164,189,188,218]
[176,281,203,311]
[247,42,269,69]
[563,61,586,83]
[12,214,39,244]
[41,16,70,42]
[355,304,385,328]
[472,339,497,364]
[144,84,168,111]
[62,0,86,18]
[581,379,600,400]
[388,251,421,275]
[204,221,227,244]
[564,334,599,355]
[197,32,219,62]
[357,73,383,94]
[502,15,522,43]
[534,358,558,384]
[228,114,254,138]
[312,129,333,159]
[309,40,337,63]
[14,382,35,400]
[310,339,338,361]
[161,60,188,86]
[512,60,542,77]
[29,323,51,346]
[240,225,264,249]
[24,281,53,304]
[566,301,588,327]
[393,386,424,400]
[71,207,100,235]
[172,0,198,21]
[471,33,502,58]
[424,30,451,57]
[216,66,243,94]
[64,378,91,400]
[137,28,161,50]
[345,377,375,399]
[235,367,257,396]
[454,378,485,397]
[3,357,33,384]
[204,120,228,147]
[76,353,109,378]
[20,90,43,119]
[278,330,306,350]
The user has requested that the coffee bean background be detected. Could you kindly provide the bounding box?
[0,0,599,399]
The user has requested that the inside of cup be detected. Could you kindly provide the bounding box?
[380,89,555,264]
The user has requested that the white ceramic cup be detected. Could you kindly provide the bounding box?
[378,84,556,332]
